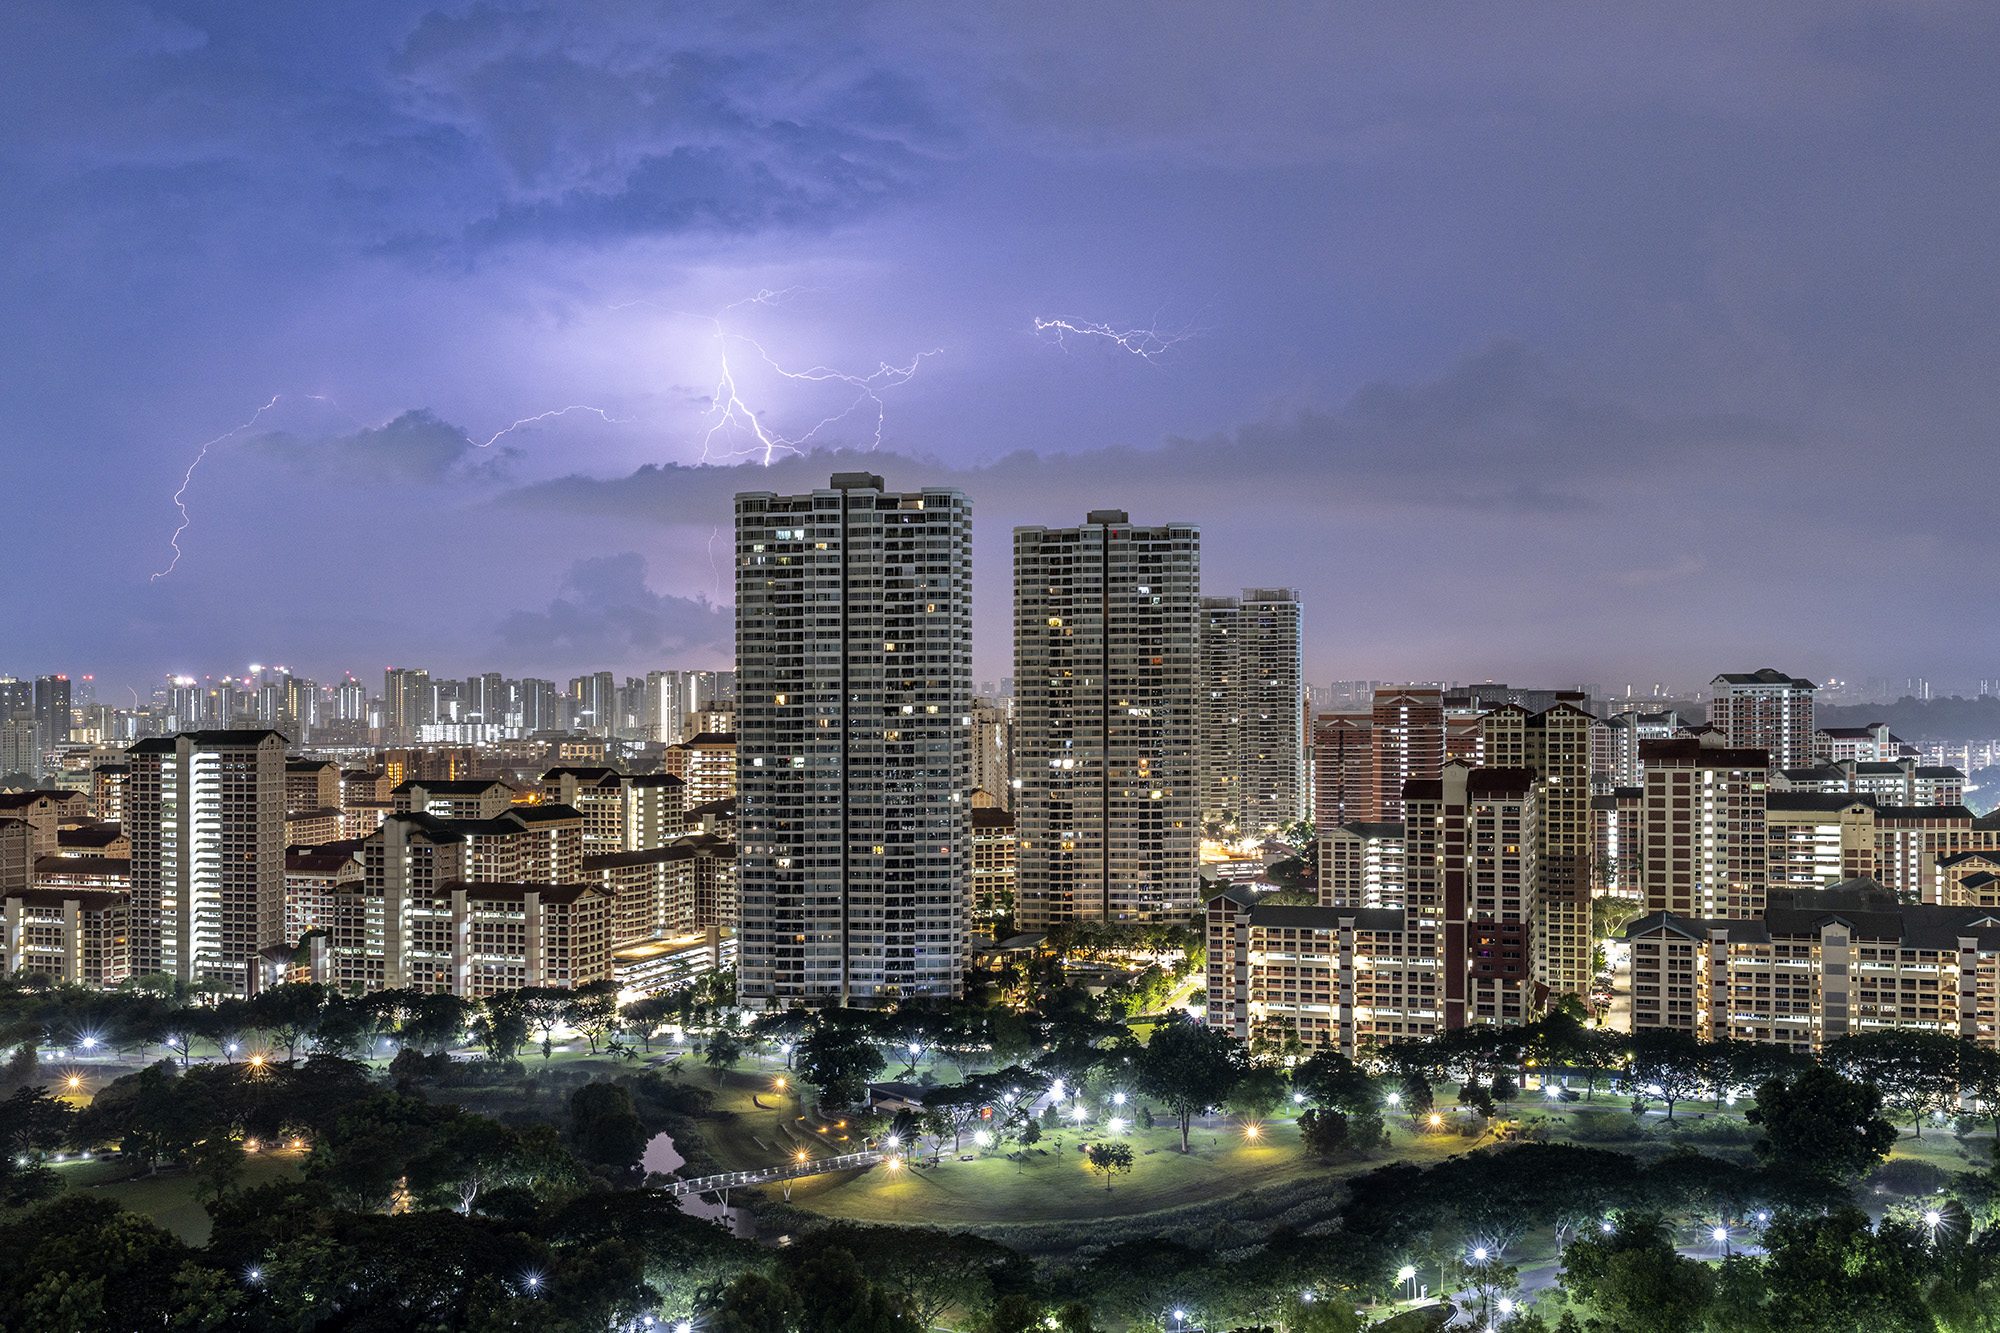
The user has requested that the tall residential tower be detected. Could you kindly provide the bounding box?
[1014,510,1200,927]
[734,473,972,1007]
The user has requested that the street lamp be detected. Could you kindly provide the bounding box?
[1386,1092,1401,1107]
[1113,1092,1126,1106]
[1712,1225,1730,1257]
[1397,1266,1417,1301]
[1244,1125,1260,1140]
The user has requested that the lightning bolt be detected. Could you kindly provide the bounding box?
[469,405,628,449]
[611,291,935,466]
[151,395,283,580]
[697,333,937,465]
[1033,315,1198,360]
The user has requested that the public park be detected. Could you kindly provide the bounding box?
[7,948,2000,1333]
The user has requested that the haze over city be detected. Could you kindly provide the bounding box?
[8,4,2000,692]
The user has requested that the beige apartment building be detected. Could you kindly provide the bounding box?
[1625,880,2000,1051]
[1205,884,1442,1055]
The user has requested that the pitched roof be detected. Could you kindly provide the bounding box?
[1331,821,1405,839]
[1765,792,1877,814]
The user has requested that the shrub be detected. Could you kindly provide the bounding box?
[1868,1158,1949,1197]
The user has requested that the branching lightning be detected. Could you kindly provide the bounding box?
[696,330,937,465]
[469,405,628,449]
[151,395,283,580]
[1033,315,1199,360]
[154,393,625,581]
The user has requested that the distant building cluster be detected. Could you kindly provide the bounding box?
[7,472,1998,1057]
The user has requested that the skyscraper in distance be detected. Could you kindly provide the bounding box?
[1014,509,1200,927]
[734,473,972,1007]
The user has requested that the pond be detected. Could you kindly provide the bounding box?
[643,1132,755,1238]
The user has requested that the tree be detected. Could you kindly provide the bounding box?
[186,1133,246,1204]
[798,1022,887,1109]
[783,1246,920,1333]
[1746,1065,1898,1181]
[247,983,328,1063]
[1297,1108,1349,1156]
[1292,1049,1378,1112]
[1620,1028,1706,1120]
[564,981,621,1055]
[0,1195,199,1331]
[517,988,571,1059]
[1758,1207,1927,1333]
[374,988,468,1053]
[1227,1065,1288,1121]
[1086,1140,1134,1191]
[1825,1030,1967,1137]
[570,1081,650,1173]
[406,1114,521,1213]
[0,1085,74,1206]
[1134,1016,1247,1152]
[1558,1215,1715,1333]
[716,1264,800,1328]
[472,991,530,1060]
[706,1030,747,1074]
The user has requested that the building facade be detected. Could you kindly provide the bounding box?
[126,730,286,993]
[735,473,973,1007]
[1709,669,1817,769]
[1638,736,1771,919]
[1013,509,1200,928]
[1197,589,1305,835]
[1626,880,2000,1051]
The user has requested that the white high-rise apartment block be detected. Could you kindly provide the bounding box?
[734,473,972,1007]
[126,729,286,993]
[1014,510,1200,928]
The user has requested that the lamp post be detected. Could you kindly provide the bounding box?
[1397,1266,1417,1303]
[1712,1225,1731,1259]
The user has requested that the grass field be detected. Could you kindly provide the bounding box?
[46,1147,307,1245]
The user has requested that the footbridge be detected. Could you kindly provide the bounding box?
[663,1149,887,1198]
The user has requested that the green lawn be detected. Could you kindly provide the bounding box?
[47,1147,307,1245]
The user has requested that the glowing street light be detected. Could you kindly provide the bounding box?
[1924,1209,1943,1228]
[1472,1247,1488,1262]
[1112,1092,1126,1106]
[974,1131,993,1147]
[1428,1112,1443,1128]
[1386,1092,1402,1107]
[1244,1125,1260,1140]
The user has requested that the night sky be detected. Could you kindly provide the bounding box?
[7,3,1999,696]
